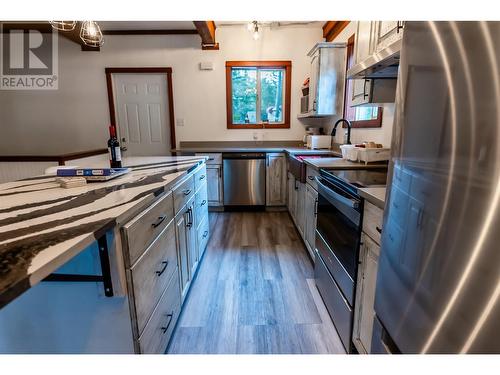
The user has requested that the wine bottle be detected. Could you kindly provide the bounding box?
[107,125,122,168]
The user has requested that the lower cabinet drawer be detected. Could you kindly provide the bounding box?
[197,214,210,258]
[130,220,178,335]
[195,183,208,219]
[194,165,207,192]
[173,175,195,215]
[122,191,174,265]
[362,201,383,245]
[137,272,181,354]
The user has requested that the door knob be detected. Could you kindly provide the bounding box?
[122,137,126,142]
[120,146,128,152]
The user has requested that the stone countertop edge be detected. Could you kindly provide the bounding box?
[358,187,386,209]
[172,146,342,156]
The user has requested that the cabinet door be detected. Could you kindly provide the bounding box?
[308,49,320,112]
[295,181,306,236]
[373,21,404,52]
[355,21,374,63]
[287,172,296,220]
[266,153,286,206]
[304,184,318,260]
[175,208,190,302]
[207,165,223,206]
[186,200,198,279]
[353,233,380,354]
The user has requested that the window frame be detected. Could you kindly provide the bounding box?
[225,61,292,129]
[343,35,383,128]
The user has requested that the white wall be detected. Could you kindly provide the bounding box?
[329,21,395,147]
[0,24,323,155]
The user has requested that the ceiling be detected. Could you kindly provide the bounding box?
[98,21,196,31]
[215,21,323,28]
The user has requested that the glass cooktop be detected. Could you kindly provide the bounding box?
[321,168,388,195]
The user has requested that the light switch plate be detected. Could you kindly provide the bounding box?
[176,118,185,127]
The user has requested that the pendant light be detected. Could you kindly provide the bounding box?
[250,21,260,40]
[49,21,77,31]
[80,21,104,47]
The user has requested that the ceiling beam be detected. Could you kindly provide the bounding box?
[323,21,350,42]
[57,21,100,51]
[193,21,219,50]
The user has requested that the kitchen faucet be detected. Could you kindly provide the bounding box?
[331,118,352,145]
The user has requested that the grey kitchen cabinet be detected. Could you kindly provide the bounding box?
[175,200,192,303]
[351,21,374,107]
[196,152,223,207]
[372,21,404,53]
[266,153,287,206]
[350,21,400,107]
[287,172,297,221]
[352,201,383,354]
[206,165,223,207]
[295,181,306,236]
[353,233,380,354]
[304,183,318,260]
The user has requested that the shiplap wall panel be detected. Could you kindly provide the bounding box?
[0,162,57,184]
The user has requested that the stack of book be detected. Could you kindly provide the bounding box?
[56,167,130,182]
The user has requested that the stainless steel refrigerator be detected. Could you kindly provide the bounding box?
[372,21,500,353]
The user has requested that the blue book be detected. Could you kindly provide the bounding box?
[56,167,130,181]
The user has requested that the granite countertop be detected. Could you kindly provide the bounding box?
[0,156,206,308]
[359,187,387,209]
[174,146,340,155]
[303,157,388,170]
[172,140,343,156]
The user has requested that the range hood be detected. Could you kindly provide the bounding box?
[347,38,402,79]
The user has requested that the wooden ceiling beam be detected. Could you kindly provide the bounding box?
[193,21,219,50]
[323,21,350,42]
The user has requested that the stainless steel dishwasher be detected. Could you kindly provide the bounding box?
[223,152,266,206]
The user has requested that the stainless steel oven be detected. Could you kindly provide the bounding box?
[314,173,363,352]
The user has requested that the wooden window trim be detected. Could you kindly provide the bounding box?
[343,35,383,128]
[225,61,291,129]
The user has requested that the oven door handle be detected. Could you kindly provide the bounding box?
[315,176,360,209]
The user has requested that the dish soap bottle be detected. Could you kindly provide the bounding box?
[107,125,122,168]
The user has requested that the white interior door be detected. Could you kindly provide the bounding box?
[113,73,172,156]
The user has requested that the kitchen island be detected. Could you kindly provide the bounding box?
[0,156,210,353]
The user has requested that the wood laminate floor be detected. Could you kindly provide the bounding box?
[167,211,345,354]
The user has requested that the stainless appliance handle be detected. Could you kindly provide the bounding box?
[315,176,359,209]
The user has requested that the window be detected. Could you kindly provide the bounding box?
[226,61,291,129]
[343,35,383,127]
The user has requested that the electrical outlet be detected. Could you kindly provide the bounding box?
[176,118,185,127]
[253,132,258,140]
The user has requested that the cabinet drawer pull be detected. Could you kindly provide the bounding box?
[183,189,192,196]
[202,230,208,239]
[199,175,206,180]
[160,312,174,334]
[151,215,166,228]
[376,226,382,234]
[208,158,215,161]
[308,176,314,181]
[201,199,207,206]
[155,261,169,276]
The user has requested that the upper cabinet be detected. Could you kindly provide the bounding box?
[372,21,405,53]
[354,21,375,64]
[300,42,347,118]
[347,21,404,80]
